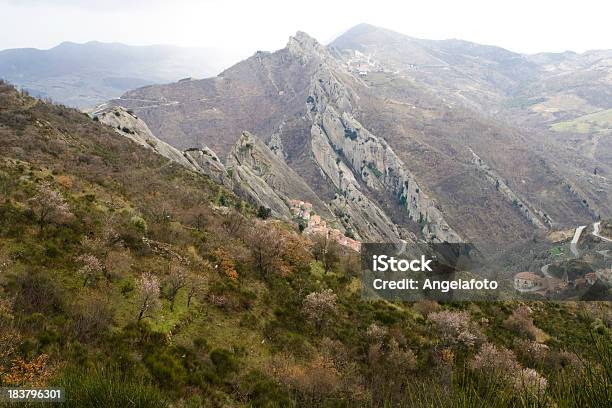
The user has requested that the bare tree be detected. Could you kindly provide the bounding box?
[224,210,245,235]
[312,234,340,273]
[166,264,187,311]
[187,273,205,308]
[245,221,282,278]
[429,310,481,347]
[137,272,160,322]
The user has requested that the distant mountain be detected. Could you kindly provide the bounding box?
[331,24,612,191]
[0,41,237,107]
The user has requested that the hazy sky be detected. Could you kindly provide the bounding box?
[1,0,610,59]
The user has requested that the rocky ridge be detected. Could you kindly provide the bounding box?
[226,131,332,220]
[297,35,461,243]
[467,147,550,229]
[92,105,232,187]
[184,146,232,187]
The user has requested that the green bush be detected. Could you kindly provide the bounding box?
[210,348,238,378]
[240,371,295,407]
[257,206,271,220]
[143,349,187,388]
[130,216,148,233]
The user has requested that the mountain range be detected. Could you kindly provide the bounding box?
[108,24,611,255]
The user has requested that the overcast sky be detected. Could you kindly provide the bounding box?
[1,0,610,60]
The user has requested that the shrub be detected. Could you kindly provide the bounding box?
[239,371,295,407]
[514,367,547,397]
[210,349,238,378]
[303,289,337,329]
[344,128,358,141]
[413,299,440,318]
[270,353,341,401]
[256,206,271,220]
[104,249,132,280]
[71,294,115,342]
[469,343,520,377]
[144,350,187,388]
[366,323,388,344]
[429,310,480,347]
[130,216,148,233]
[503,305,539,340]
[515,339,549,367]
[13,271,64,314]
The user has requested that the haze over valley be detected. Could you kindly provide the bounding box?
[0,41,236,107]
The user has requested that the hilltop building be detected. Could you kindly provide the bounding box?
[288,199,361,252]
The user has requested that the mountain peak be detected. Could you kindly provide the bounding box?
[346,22,380,33]
[286,31,325,59]
[291,31,319,44]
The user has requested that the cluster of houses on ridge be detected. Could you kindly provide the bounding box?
[288,199,361,253]
[344,50,387,77]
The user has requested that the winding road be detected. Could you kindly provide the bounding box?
[593,221,612,243]
[541,222,611,277]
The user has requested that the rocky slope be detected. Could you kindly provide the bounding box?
[226,131,331,220]
[112,26,610,253]
[183,146,231,187]
[93,105,232,187]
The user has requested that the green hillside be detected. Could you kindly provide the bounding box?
[551,109,612,134]
[0,82,611,407]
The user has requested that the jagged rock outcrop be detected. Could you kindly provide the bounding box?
[303,44,461,243]
[183,146,232,187]
[93,105,231,187]
[226,131,332,219]
[310,122,401,242]
[93,105,200,170]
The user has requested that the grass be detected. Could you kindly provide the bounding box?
[55,368,168,408]
[549,332,612,407]
[551,108,612,134]
[390,332,612,407]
